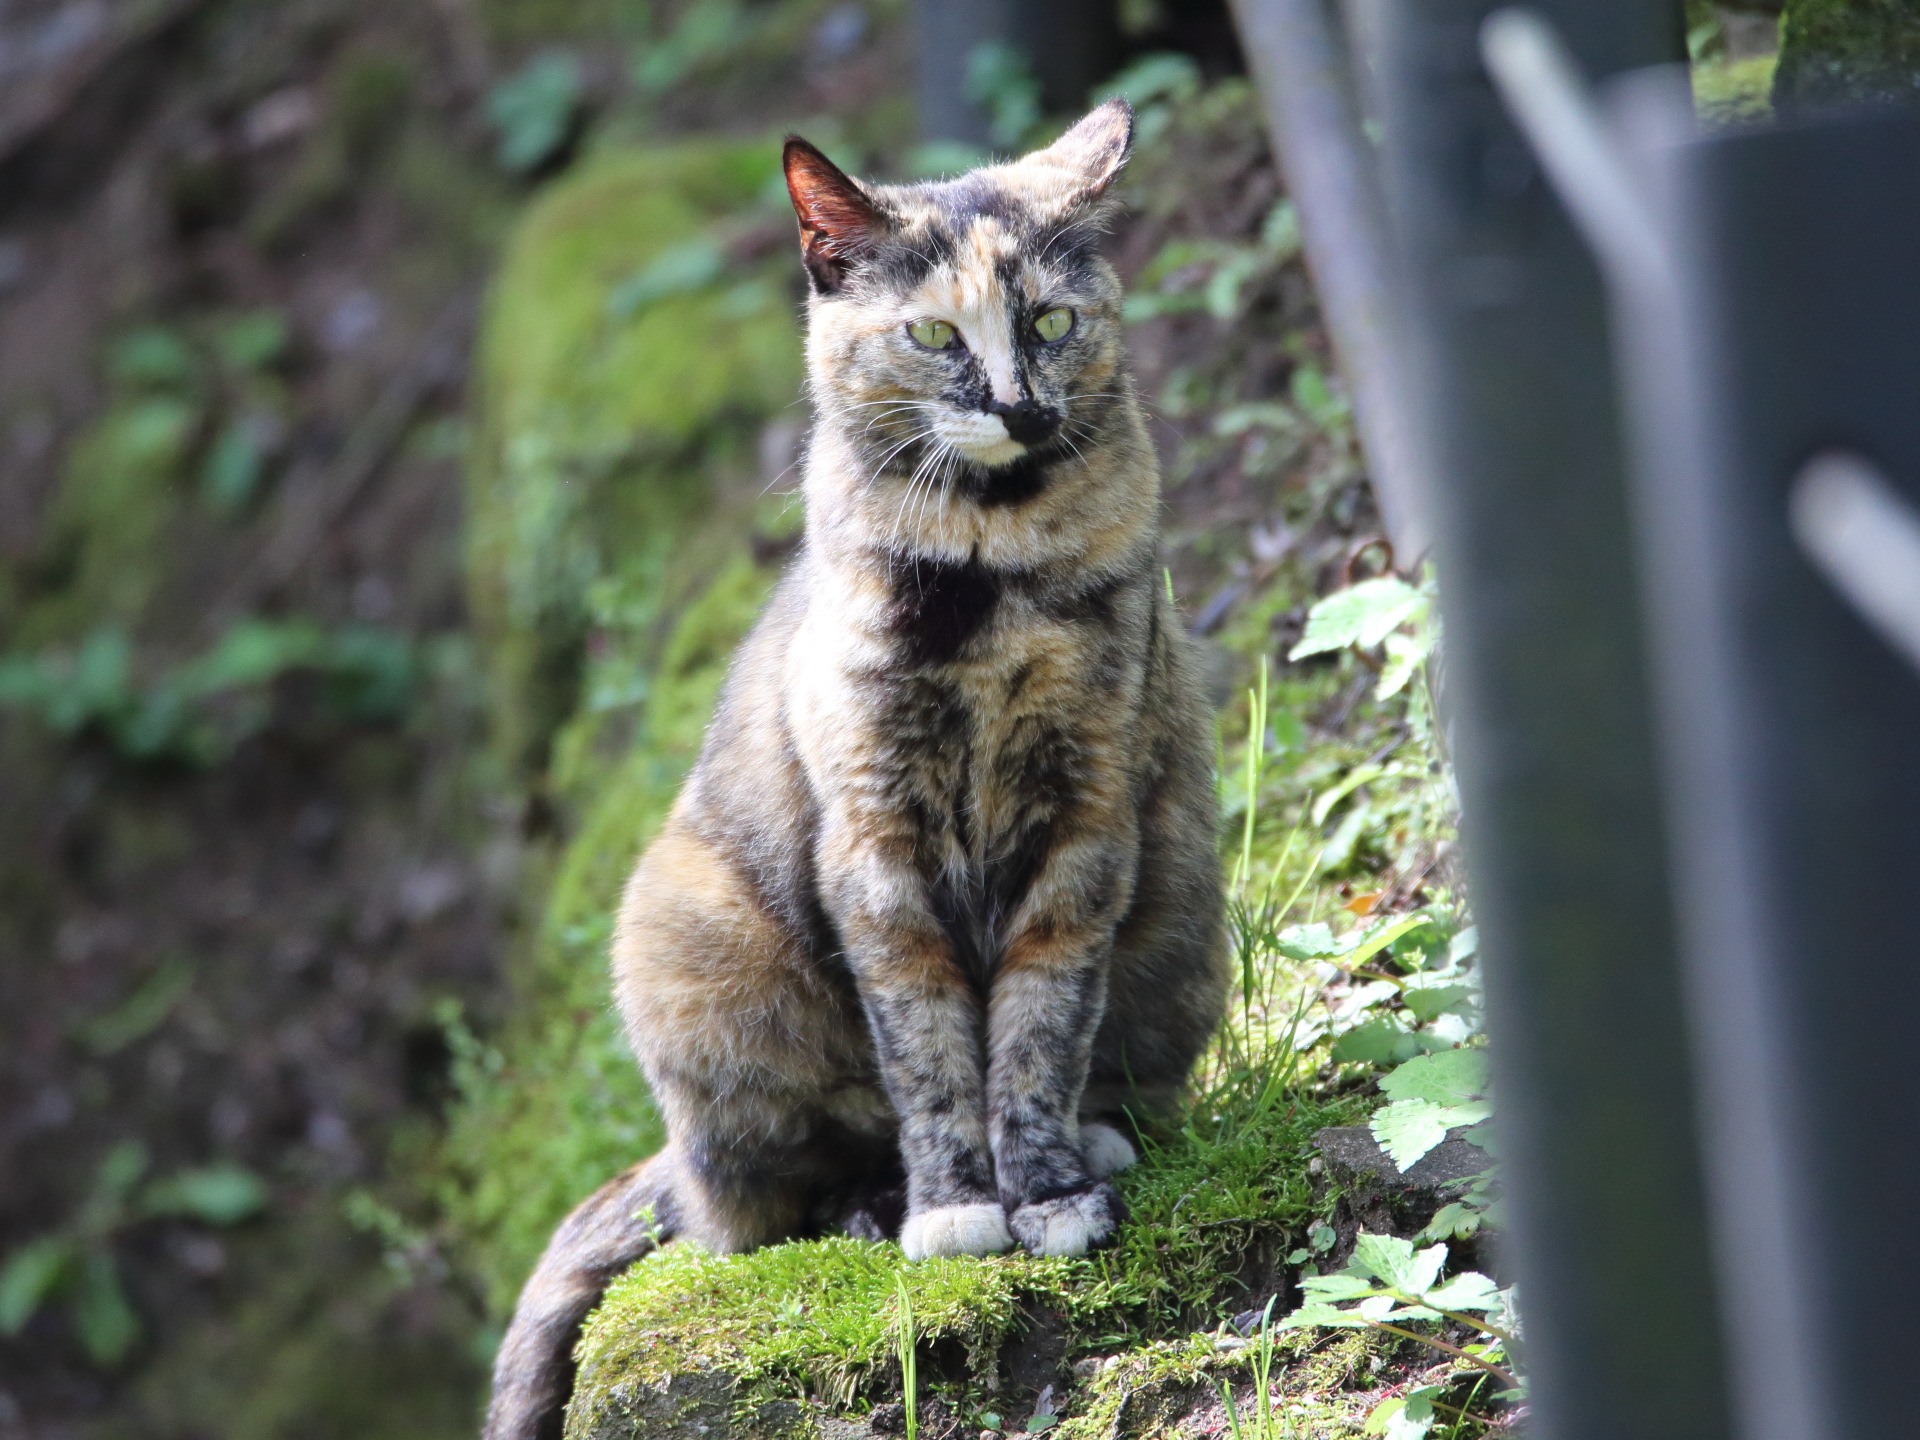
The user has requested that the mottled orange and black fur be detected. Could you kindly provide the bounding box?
[485,101,1228,1440]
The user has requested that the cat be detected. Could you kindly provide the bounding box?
[484,99,1228,1440]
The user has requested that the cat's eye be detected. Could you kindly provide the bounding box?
[908,319,958,350]
[1033,308,1075,343]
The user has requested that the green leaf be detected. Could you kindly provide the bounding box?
[1094,51,1202,109]
[213,311,289,373]
[75,958,193,1055]
[0,1237,76,1334]
[1330,1019,1420,1066]
[1274,922,1339,960]
[143,1165,267,1226]
[1422,1270,1502,1312]
[1343,914,1433,969]
[1290,364,1353,434]
[1290,578,1425,660]
[1379,1048,1488,1106]
[1310,763,1386,826]
[1350,1234,1446,1295]
[1278,1303,1370,1331]
[1401,984,1474,1024]
[1371,1098,1493,1171]
[1367,1387,1439,1440]
[1299,1273,1376,1303]
[486,51,583,173]
[1416,1202,1484,1244]
[1376,629,1430,700]
[201,416,271,517]
[72,1252,139,1367]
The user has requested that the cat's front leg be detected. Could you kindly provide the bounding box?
[823,835,1012,1261]
[987,832,1138,1257]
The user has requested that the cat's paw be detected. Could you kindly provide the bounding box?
[1009,1184,1126,1257]
[1080,1122,1137,1180]
[900,1203,1014,1261]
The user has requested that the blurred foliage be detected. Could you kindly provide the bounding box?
[0,620,414,764]
[1776,0,1920,108]
[0,1143,265,1367]
[488,52,586,174]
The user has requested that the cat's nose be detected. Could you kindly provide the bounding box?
[987,399,1060,447]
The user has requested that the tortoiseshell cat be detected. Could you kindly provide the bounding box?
[486,100,1228,1439]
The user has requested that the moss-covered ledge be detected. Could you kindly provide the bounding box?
[564,1239,1467,1440]
[560,1093,1496,1440]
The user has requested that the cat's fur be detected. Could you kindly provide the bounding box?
[484,100,1228,1440]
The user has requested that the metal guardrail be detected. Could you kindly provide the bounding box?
[1236,1,1920,1436]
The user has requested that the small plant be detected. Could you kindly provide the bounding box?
[893,1274,919,1440]
[1281,1233,1518,1396]
[1219,1296,1287,1440]
[1368,1048,1492,1172]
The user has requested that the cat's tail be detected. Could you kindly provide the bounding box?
[483,1149,683,1440]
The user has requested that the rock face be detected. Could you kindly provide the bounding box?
[568,1372,810,1440]
[1313,1126,1490,1197]
[1313,1126,1494,1274]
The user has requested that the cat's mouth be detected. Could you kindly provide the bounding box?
[932,411,1029,469]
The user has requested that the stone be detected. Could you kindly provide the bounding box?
[1312,1127,1489,1196]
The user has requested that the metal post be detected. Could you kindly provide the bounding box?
[1616,97,1920,1440]
[1360,3,1734,1438]
[1228,0,1431,561]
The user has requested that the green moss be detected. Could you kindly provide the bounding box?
[16,396,200,647]
[1694,53,1780,124]
[1776,0,1920,108]
[576,1239,1061,1410]
[466,138,801,776]
[441,548,778,1313]
[1057,1330,1390,1440]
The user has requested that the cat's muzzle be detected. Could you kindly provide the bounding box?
[987,398,1062,447]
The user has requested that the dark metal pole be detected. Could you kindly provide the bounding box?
[1363,4,1734,1439]
[1227,0,1431,561]
[1619,98,1920,1440]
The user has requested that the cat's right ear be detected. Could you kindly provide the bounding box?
[783,139,887,294]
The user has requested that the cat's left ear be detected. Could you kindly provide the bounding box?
[783,138,889,295]
[1023,98,1134,210]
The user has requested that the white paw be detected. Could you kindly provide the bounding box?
[1009,1185,1125,1257]
[900,1203,1014,1261]
[1080,1122,1138,1180]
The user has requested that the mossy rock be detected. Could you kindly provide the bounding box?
[465,136,803,777]
[560,1086,1427,1440]
[565,1242,1443,1440]
[1776,0,1920,108]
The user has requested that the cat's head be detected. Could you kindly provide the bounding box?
[783,102,1135,489]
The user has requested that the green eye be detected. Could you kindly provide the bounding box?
[1033,308,1075,343]
[908,319,957,350]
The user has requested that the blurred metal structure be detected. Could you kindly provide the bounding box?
[1235,0,1920,1432]
[1227,0,1428,559]
[1611,73,1920,1440]
[1487,15,1920,1437]
[1232,2,1740,1438]
[913,0,1121,146]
